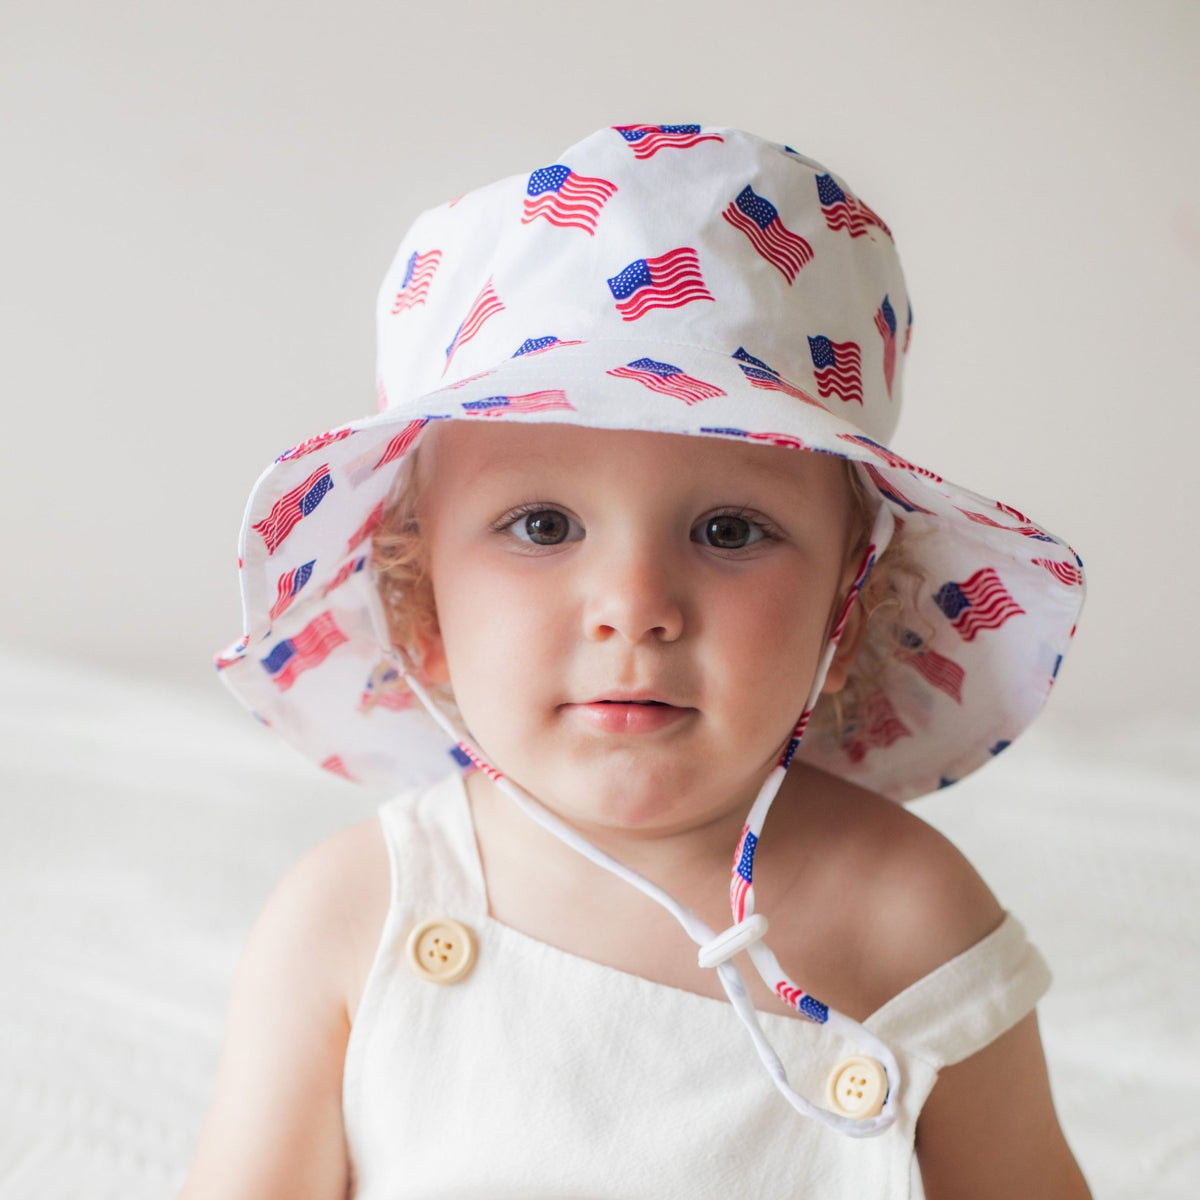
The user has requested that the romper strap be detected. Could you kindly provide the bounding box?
[864,913,1052,1069]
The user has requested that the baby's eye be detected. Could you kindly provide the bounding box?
[693,514,765,550]
[509,508,582,546]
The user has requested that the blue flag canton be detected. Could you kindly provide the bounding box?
[527,164,571,196]
[462,396,511,411]
[732,345,781,382]
[400,250,418,288]
[513,336,561,356]
[607,258,653,300]
[733,185,780,231]
[261,637,297,676]
[815,173,847,206]
[878,295,897,335]
[808,335,838,369]
[300,473,333,516]
[736,830,758,882]
[933,581,969,621]
[626,356,680,378]
[798,994,829,1023]
[291,560,316,593]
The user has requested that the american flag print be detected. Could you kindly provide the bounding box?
[522,164,617,235]
[899,629,965,703]
[731,347,824,408]
[321,554,366,598]
[390,249,442,314]
[720,185,813,283]
[269,559,315,621]
[214,634,249,672]
[904,300,914,353]
[607,247,714,320]
[606,357,726,405]
[700,426,809,451]
[461,389,575,416]
[861,463,933,514]
[373,418,428,470]
[613,124,723,158]
[875,295,897,399]
[359,662,417,713]
[934,568,1026,641]
[346,500,384,554]
[808,336,863,404]
[320,755,356,781]
[777,987,829,1024]
[730,826,758,922]
[275,427,353,463]
[957,509,1056,542]
[252,466,334,555]
[1032,557,1084,587]
[837,434,942,481]
[444,277,505,373]
[261,611,348,691]
[512,335,584,357]
[815,173,892,240]
[844,692,911,764]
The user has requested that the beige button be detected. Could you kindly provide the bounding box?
[826,1055,888,1119]
[405,917,476,983]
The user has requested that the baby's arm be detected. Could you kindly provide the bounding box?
[177,819,386,1199]
[916,1009,1092,1199]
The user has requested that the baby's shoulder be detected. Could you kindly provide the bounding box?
[777,767,1005,1015]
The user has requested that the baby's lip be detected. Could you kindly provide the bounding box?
[577,691,688,707]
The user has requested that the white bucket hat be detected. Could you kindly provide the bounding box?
[216,123,1085,1135]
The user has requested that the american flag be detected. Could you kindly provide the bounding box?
[730,825,758,922]
[731,346,825,408]
[269,559,315,621]
[837,434,942,481]
[346,500,384,554]
[957,508,1056,542]
[808,336,863,404]
[320,755,356,781]
[875,295,897,399]
[512,335,584,357]
[444,276,505,373]
[844,692,911,764]
[613,124,723,158]
[373,418,428,470]
[699,426,809,451]
[359,662,416,713]
[1031,557,1084,587]
[607,247,713,320]
[720,185,813,283]
[521,164,617,235]
[774,978,830,1023]
[260,611,348,691]
[321,554,367,598]
[861,463,932,514]
[934,568,1026,641]
[214,634,249,672]
[899,629,965,703]
[461,389,575,416]
[252,466,334,555]
[814,173,892,239]
[903,300,913,353]
[606,357,726,405]
[275,427,354,463]
[390,248,442,314]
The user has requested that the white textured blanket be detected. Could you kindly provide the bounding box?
[1,650,1195,1197]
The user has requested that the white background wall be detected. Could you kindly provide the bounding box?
[3,0,1197,728]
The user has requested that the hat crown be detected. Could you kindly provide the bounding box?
[376,125,911,443]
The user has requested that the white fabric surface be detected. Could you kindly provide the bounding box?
[0,646,1196,1197]
[344,772,1049,1198]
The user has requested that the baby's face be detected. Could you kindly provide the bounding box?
[415,421,859,837]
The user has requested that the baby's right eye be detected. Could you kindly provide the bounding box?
[506,508,582,546]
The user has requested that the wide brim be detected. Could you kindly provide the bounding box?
[217,338,1084,802]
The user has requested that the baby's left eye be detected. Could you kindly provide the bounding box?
[693,514,765,549]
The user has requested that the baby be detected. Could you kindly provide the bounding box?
[184,124,1092,1198]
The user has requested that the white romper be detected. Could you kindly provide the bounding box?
[343,772,1051,1199]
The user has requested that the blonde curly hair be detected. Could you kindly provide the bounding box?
[370,444,930,743]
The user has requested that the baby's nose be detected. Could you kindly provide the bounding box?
[580,544,685,644]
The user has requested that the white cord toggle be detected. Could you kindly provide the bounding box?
[698,914,769,968]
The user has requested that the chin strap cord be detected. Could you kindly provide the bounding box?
[368,497,901,1138]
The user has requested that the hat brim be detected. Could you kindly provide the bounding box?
[217,338,1084,801]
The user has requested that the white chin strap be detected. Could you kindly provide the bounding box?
[371,500,899,1138]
